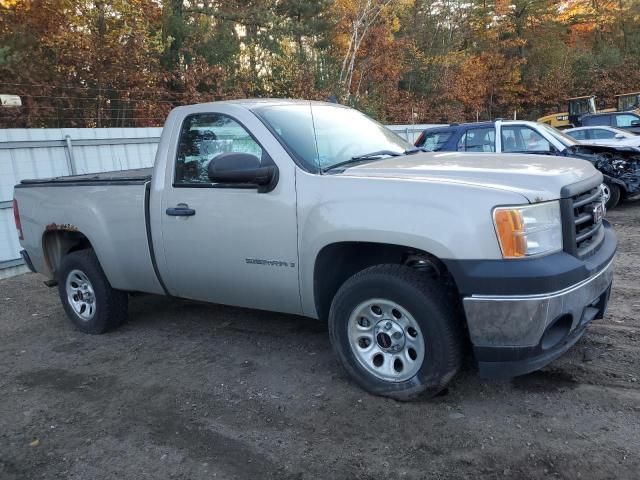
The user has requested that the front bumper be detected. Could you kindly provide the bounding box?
[459,224,616,379]
[467,260,613,378]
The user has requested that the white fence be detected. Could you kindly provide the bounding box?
[0,123,438,278]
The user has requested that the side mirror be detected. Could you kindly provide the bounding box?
[208,152,278,192]
[631,120,640,126]
[614,133,625,139]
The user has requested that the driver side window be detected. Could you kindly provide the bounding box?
[175,113,263,185]
[592,129,616,139]
[569,130,587,140]
[501,126,552,153]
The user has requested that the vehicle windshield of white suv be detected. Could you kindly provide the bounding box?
[538,123,579,149]
[254,103,412,172]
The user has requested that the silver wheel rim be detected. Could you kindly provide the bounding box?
[347,299,425,382]
[65,269,96,321]
[601,184,610,203]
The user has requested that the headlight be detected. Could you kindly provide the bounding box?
[493,201,562,258]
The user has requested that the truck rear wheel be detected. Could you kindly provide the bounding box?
[57,249,128,334]
[328,264,463,400]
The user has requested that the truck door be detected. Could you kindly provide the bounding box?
[154,108,301,315]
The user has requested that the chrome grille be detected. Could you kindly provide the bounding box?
[569,185,605,257]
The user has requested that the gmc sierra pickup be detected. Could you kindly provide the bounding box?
[13,100,616,399]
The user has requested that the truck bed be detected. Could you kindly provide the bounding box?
[13,167,163,295]
[18,168,152,186]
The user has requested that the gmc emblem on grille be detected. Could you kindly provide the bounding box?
[592,203,604,224]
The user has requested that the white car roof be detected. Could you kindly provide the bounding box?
[565,125,629,134]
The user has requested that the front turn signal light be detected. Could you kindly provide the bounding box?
[493,201,562,259]
[494,209,527,258]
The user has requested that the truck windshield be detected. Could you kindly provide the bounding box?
[253,103,411,172]
[569,97,596,116]
[618,93,640,111]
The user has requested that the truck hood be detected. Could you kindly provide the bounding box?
[337,152,600,202]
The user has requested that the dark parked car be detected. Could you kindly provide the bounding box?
[415,122,495,152]
[581,112,640,134]
[415,120,640,209]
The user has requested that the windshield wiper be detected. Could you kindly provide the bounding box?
[351,149,404,161]
[403,147,428,154]
[322,150,404,172]
[322,147,424,173]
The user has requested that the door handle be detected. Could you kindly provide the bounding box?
[166,204,196,216]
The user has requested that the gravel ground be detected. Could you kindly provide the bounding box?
[1,205,639,480]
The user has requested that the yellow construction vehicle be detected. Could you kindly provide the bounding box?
[539,93,640,129]
[538,95,597,129]
[587,93,640,116]
[616,92,640,113]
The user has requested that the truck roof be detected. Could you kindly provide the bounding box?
[175,98,347,112]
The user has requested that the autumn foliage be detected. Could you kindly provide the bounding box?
[0,0,639,127]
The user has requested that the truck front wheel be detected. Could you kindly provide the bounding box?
[57,249,128,334]
[328,264,463,400]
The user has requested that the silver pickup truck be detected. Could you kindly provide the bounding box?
[13,100,617,400]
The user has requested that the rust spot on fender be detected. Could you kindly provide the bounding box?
[45,223,79,232]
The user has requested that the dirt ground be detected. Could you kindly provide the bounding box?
[1,206,639,480]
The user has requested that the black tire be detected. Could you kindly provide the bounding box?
[328,264,464,400]
[57,249,128,334]
[605,183,621,210]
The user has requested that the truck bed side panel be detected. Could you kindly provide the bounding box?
[15,183,164,294]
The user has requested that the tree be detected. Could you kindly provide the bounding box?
[1,0,639,127]
[334,0,396,100]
